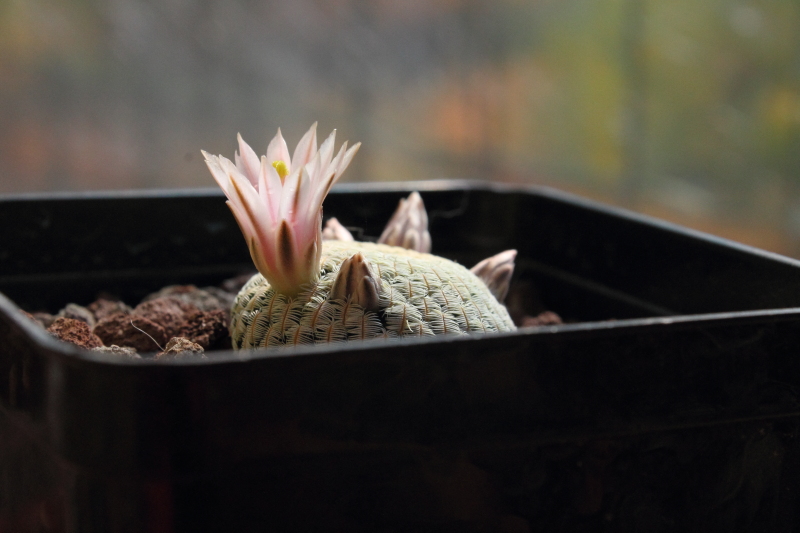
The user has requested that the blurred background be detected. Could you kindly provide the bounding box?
[2,0,800,255]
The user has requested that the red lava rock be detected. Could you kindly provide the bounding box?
[133,297,199,339]
[201,287,236,314]
[146,285,197,297]
[505,280,549,327]
[32,312,56,328]
[520,311,563,327]
[156,337,207,361]
[94,312,168,353]
[142,285,224,312]
[181,309,231,350]
[56,303,96,329]
[221,272,256,294]
[33,272,568,354]
[19,310,45,328]
[181,309,230,350]
[87,298,132,322]
[94,296,223,352]
[47,317,104,349]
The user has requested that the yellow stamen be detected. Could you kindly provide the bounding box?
[272,160,289,181]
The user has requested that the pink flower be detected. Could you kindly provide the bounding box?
[203,123,360,296]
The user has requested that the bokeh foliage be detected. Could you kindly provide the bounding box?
[2,0,800,252]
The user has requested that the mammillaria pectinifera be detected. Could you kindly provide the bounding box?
[203,124,517,350]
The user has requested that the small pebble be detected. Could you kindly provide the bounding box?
[156,337,207,361]
[92,345,141,360]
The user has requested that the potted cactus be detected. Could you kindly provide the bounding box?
[3,125,800,531]
[203,124,518,350]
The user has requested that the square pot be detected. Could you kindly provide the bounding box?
[1,181,800,532]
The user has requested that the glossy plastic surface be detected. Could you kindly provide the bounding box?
[1,182,799,532]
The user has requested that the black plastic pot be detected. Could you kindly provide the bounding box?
[2,181,800,532]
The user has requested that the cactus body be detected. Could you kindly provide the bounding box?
[204,125,517,351]
[231,240,515,350]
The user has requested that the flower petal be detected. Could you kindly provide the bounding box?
[266,128,291,169]
[291,122,318,170]
[204,124,359,297]
[309,141,360,213]
[335,142,361,180]
[236,133,261,187]
[228,170,270,248]
[259,155,283,219]
[312,129,337,184]
[202,151,234,197]
[279,166,302,221]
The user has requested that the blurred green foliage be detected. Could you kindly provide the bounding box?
[2,0,800,252]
